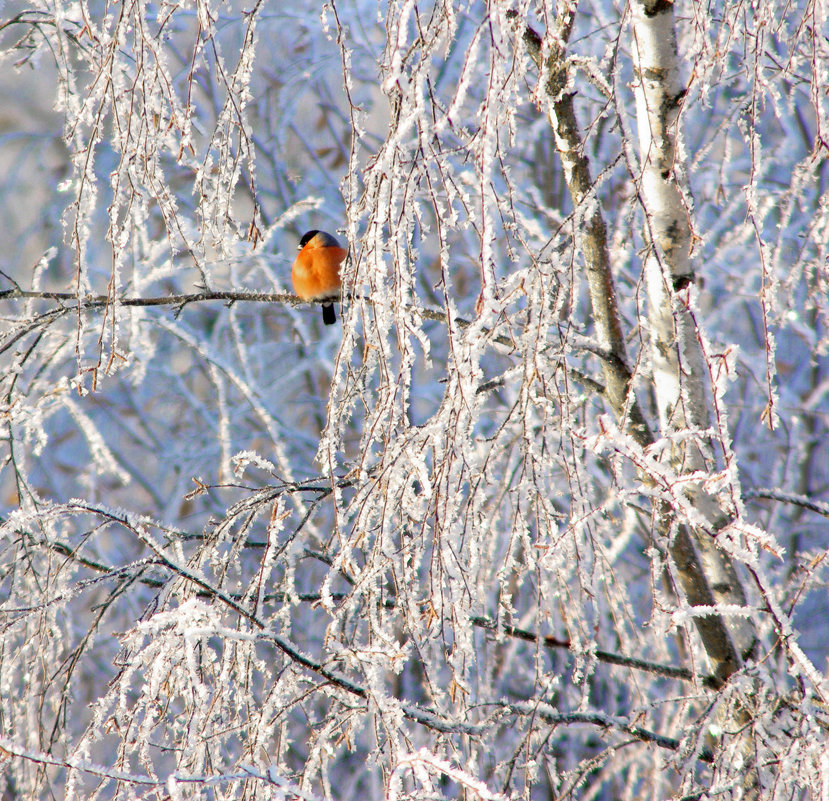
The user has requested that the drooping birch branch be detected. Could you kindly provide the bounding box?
[18,500,719,762]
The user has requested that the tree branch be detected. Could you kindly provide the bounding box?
[0,286,615,395]
[504,703,715,763]
[20,514,713,687]
[744,488,829,518]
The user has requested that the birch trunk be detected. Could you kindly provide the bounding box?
[630,0,760,791]
[630,0,755,661]
[515,0,758,694]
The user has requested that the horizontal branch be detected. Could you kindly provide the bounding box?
[0,286,298,309]
[0,286,610,395]
[0,737,322,796]
[469,615,716,687]
[0,701,712,795]
[505,703,715,763]
[744,488,829,518]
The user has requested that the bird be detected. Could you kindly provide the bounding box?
[291,230,346,325]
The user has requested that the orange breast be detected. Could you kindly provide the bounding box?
[292,246,346,300]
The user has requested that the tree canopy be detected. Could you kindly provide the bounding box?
[0,0,827,798]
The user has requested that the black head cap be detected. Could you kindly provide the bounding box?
[299,230,343,250]
[298,230,320,249]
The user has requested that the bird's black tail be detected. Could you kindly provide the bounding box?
[322,303,336,325]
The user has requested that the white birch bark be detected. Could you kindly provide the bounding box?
[630,0,757,690]
[631,0,706,434]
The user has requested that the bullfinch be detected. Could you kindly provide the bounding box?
[292,230,346,325]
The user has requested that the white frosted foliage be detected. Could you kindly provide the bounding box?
[0,0,825,798]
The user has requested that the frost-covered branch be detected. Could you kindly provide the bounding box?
[0,0,826,798]
[510,10,649,442]
[0,286,616,394]
[0,737,323,798]
[505,703,715,763]
[744,488,829,518]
